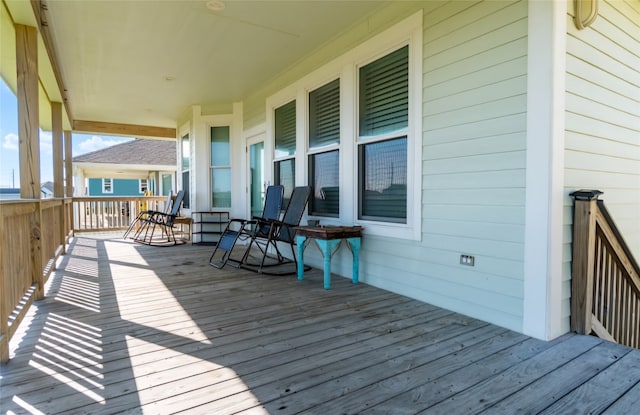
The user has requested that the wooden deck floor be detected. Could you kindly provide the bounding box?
[2,233,640,414]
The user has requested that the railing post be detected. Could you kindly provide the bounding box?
[1,204,7,363]
[570,189,602,334]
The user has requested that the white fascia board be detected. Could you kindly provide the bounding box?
[74,162,176,172]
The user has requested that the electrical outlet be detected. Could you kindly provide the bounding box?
[460,254,475,266]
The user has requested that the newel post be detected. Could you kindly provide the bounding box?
[570,189,602,334]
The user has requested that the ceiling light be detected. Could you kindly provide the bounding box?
[206,0,225,12]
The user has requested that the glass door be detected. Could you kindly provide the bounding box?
[247,137,265,218]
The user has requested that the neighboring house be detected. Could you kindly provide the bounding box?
[0,188,20,200]
[41,181,54,198]
[0,183,57,199]
[72,139,177,197]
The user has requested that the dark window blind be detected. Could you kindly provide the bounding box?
[359,45,409,137]
[309,79,340,149]
[275,100,296,156]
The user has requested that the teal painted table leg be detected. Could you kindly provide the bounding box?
[296,235,307,281]
[317,239,340,289]
[347,237,361,285]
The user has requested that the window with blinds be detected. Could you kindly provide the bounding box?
[308,79,340,217]
[274,100,296,158]
[359,45,408,138]
[358,46,409,223]
[274,100,296,206]
[102,178,113,194]
[309,79,340,149]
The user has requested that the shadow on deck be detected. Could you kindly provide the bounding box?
[2,233,640,414]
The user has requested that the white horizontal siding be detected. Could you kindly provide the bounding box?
[563,0,640,333]
[360,237,524,330]
[416,0,528,332]
[308,0,529,333]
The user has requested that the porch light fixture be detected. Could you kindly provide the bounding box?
[206,0,225,12]
[574,0,598,30]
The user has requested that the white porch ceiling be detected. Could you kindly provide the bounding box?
[43,0,388,129]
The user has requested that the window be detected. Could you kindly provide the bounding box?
[274,100,296,207]
[210,126,231,208]
[265,11,421,239]
[161,173,173,196]
[181,133,190,209]
[308,79,340,217]
[309,150,339,217]
[275,158,295,208]
[102,178,113,194]
[358,46,409,223]
[139,179,149,194]
[359,137,407,221]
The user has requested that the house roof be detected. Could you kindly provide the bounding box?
[42,181,54,193]
[73,139,176,166]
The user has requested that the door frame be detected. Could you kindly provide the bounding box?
[246,133,269,219]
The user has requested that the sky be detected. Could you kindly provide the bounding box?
[0,78,133,188]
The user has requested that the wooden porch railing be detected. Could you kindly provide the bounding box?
[1,195,168,362]
[73,196,167,232]
[571,190,640,348]
[0,198,73,362]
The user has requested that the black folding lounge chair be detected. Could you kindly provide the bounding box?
[123,192,173,239]
[133,190,185,246]
[209,185,284,269]
[242,185,311,274]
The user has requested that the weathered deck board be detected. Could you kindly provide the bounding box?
[2,233,640,414]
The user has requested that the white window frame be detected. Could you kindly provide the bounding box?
[180,132,191,210]
[139,178,149,194]
[307,78,341,218]
[272,98,298,207]
[209,125,232,209]
[266,11,422,240]
[102,178,113,194]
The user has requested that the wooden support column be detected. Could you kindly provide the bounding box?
[52,102,64,197]
[52,102,65,253]
[64,131,72,197]
[570,190,602,335]
[16,23,44,300]
[64,130,73,243]
[16,24,40,199]
[0,193,6,363]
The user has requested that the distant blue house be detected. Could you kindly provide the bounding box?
[86,177,152,197]
[0,188,20,200]
[73,139,177,197]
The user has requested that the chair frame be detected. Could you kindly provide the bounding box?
[133,190,185,246]
[123,193,173,239]
[241,186,311,274]
[209,185,284,269]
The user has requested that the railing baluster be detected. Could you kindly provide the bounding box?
[572,190,640,348]
[70,196,166,232]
